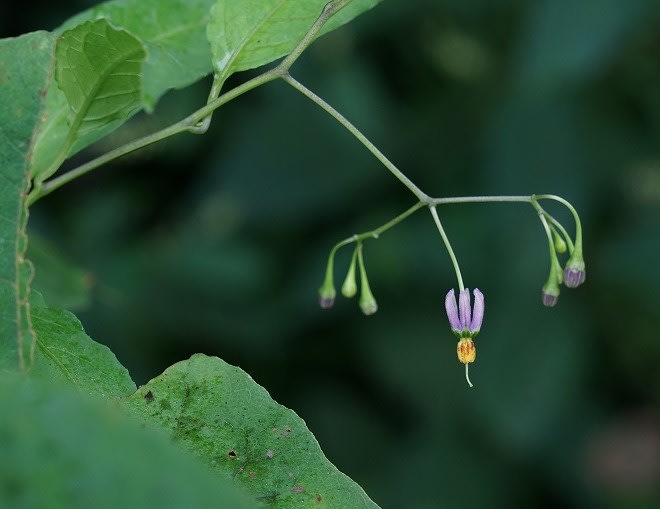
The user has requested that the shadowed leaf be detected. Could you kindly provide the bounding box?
[0,31,55,371]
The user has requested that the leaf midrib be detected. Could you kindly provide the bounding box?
[51,23,144,181]
[218,0,288,81]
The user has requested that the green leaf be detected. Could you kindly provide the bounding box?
[0,31,55,371]
[30,19,146,187]
[60,0,215,110]
[207,0,382,80]
[30,293,136,399]
[0,374,258,509]
[28,233,93,311]
[123,354,381,508]
[30,0,216,181]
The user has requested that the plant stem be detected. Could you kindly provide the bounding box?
[430,206,464,292]
[534,194,583,256]
[331,201,425,252]
[534,203,563,280]
[31,0,353,203]
[430,195,532,205]
[545,215,575,253]
[30,70,280,203]
[196,1,352,132]
[278,0,352,72]
[281,74,430,202]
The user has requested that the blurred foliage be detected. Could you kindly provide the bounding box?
[0,374,257,509]
[5,0,660,507]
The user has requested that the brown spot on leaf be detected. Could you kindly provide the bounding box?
[316,495,322,504]
[227,450,237,459]
[284,426,292,436]
[248,471,256,479]
[291,485,305,494]
[144,390,154,402]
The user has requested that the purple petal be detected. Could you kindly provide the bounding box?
[445,289,461,331]
[470,289,484,332]
[542,292,558,307]
[459,288,471,331]
[564,267,586,288]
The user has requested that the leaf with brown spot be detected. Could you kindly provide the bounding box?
[123,354,381,508]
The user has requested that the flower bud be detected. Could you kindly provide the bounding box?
[318,287,336,309]
[542,277,560,307]
[359,291,378,316]
[357,244,377,315]
[563,255,586,288]
[318,250,337,309]
[553,229,567,254]
[341,248,358,298]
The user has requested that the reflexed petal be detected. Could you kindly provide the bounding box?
[445,289,461,331]
[470,289,484,332]
[458,288,471,330]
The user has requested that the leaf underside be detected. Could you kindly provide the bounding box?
[207,0,382,80]
[30,18,146,185]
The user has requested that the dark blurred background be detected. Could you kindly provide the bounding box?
[4,0,660,507]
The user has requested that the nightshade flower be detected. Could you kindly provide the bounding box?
[445,288,484,388]
[445,288,484,338]
[563,259,586,288]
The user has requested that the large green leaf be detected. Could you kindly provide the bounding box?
[124,354,381,508]
[30,0,215,183]
[207,0,382,80]
[60,0,215,109]
[30,292,136,399]
[0,374,257,509]
[30,19,146,188]
[0,31,55,371]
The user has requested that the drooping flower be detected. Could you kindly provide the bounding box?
[445,288,484,338]
[563,258,586,288]
[445,288,484,388]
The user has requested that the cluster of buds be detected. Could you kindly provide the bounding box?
[541,217,586,307]
[318,242,378,316]
[445,288,484,387]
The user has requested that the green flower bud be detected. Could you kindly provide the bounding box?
[357,244,378,315]
[552,228,567,254]
[318,250,336,309]
[564,255,586,288]
[542,278,560,307]
[341,248,358,298]
[359,288,378,316]
[542,253,562,307]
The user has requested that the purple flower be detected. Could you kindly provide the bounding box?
[563,266,586,288]
[542,292,559,307]
[445,288,484,337]
[563,253,586,289]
